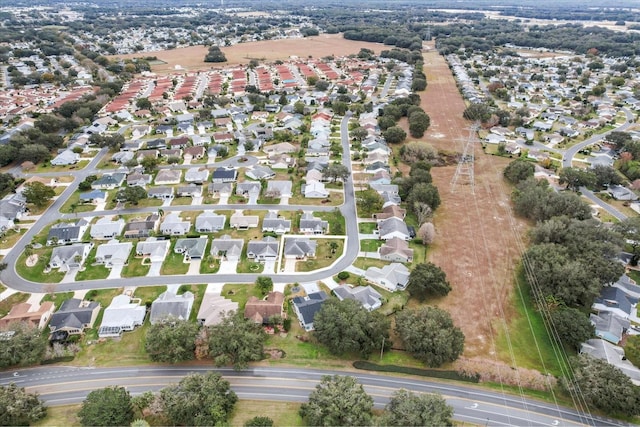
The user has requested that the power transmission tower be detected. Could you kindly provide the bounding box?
[450,123,480,194]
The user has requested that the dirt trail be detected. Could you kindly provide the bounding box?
[418,45,529,359]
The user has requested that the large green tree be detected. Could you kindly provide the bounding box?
[503,160,534,184]
[0,383,47,426]
[22,181,55,208]
[550,308,594,350]
[380,389,453,427]
[116,186,147,205]
[512,178,592,222]
[78,386,134,427]
[559,167,596,191]
[313,299,390,358]
[395,307,464,367]
[145,319,199,363]
[356,189,384,216]
[564,355,640,416]
[207,312,265,369]
[407,262,452,301]
[0,321,46,369]
[382,126,407,144]
[160,372,238,426]
[299,375,373,426]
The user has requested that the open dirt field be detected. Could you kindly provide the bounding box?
[418,43,529,360]
[111,34,386,74]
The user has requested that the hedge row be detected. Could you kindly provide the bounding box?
[353,361,479,383]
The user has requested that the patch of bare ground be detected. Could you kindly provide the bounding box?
[417,44,530,364]
[110,34,386,74]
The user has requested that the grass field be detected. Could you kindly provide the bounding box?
[221,283,261,310]
[16,250,65,283]
[0,228,26,249]
[0,292,29,317]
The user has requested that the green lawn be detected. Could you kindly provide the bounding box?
[33,160,90,173]
[40,292,74,309]
[409,240,427,265]
[200,255,220,274]
[229,401,303,427]
[59,192,96,214]
[296,239,345,272]
[0,228,26,249]
[75,246,109,281]
[16,250,65,283]
[134,285,167,306]
[161,241,189,275]
[72,321,152,368]
[317,210,346,236]
[221,283,261,310]
[182,284,207,322]
[352,257,390,270]
[121,251,150,278]
[34,404,81,427]
[170,196,193,206]
[236,255,264,274]
[358,222,377,234]
[360,239,383,252]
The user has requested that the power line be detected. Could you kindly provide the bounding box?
[450,123,479,193]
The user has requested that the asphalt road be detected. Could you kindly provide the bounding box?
[0,365,625,426]
[0,116,361,293]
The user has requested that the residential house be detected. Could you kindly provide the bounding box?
[247,236,279,261]
[0,302,55,329]
[244,291,285,324]
[169,136,190,149]
[591,311,629,344]
[208,182,233,198]
[210,235,244,261]
[160,213,191,235]
[212,167,238,183]
[197,293,238,326]
[263,142,296,155]
[373,205,406,220]
[185,167,209,184]
[174,237,208,260]
[184,146,206,160]
[160,148,182,158]
[51,150,80,166]
[230,212,260,229]
[94,240,133,267]
[581,339,640,385]
[364,263,410,291]
[176,184,202,198]
[154,169,182,185]
[0,193,26,222]
[284,238,316,259]
[148,186,174,200]
[47,220,89,245]
[379,237,414,263]
[195,212,226,232]
[123,214,160,239]
[262,211,291,234]
[136,149,159,162]
[91,173,126,190]
[126,172,152,187]
[79,190,107,204]
[302,181,329,198]
[265,180,292,199]
[593,286,638,320]
[98,295,146,338]
[377,217,411,241]
[333,285,382,311]
[48,299,101,341]
[268,153,296,169]
[236,182,262,198]
[135,237,170,262]
[49,243,92,272]
[90,217,125,240]
[246,165,276,181]
[299,212,328,234]
[111,151,134,164]
[292,291,328,331]
[608,185,638,201]
[149,290,195,324]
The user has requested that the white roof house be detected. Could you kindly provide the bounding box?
[150,291,195,324]
[364,263,410,292]
[98,295,146,338]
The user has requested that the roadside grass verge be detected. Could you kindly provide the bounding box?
[0,228,26,249]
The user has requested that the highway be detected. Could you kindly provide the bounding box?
[0,115,361,293]
[0,365,626,426]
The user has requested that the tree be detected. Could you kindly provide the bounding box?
[382,126,407,144]
[407,263,451,301]
[207,312,265,369]
[550,307,594,350]
[356,189,383,217]
[408,111,431,138]
[351,127,368,141]
[160,372,238,426]
[22,181,55,208]
[0,322,46,369]
[299,375,373,426]
[463,103,492,122]
[503,160,534,184]
[0,383,47,426]
[512,178,592,222]
[293,101,305,115]
[140,156,159,173]
[78,386,133,427]
[332,101,348,116]
[592,164,622,189]
[116,186,147,205]
[136,97,152,110]
[624,335,640,367]
[255,276,273,296]
[407,182,441,215]
[559,167,596,191]
[615,216,640,264]
[323,163,349,182]
[0,173,17,198]
[17,144,51,164]
[607,131,632,150]
[399,141,437,163]
[315,80,330,91]
[313,299,390,358]
[145,319,199,363]
[380,389,453,427]
[395,307,465,367]
[417,222,436,245]
[563,355,640,416]
[245,416,274,427]
[411,78,427,92]
[204,46,227,62]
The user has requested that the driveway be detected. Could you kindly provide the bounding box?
[218,259,238,273]
[263,260,276,273]
[107,264,124,279]
[283,258,297,272]
[218,195,229,204]
[280,196,290,205]
[191,196,203,205]
[248,193,259,204]
[187,260,201,275]
[345,265,366,276]
[61,268,79,283]
[147,261,162,276]
[162,198,172,207]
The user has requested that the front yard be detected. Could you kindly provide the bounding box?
[160,241,189,275]
[74,246,110,281]
[16,249,65,283]
[0,228,26,249]
[358,222,377,234]
[295,239,345,272]
[121,250,150,278]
